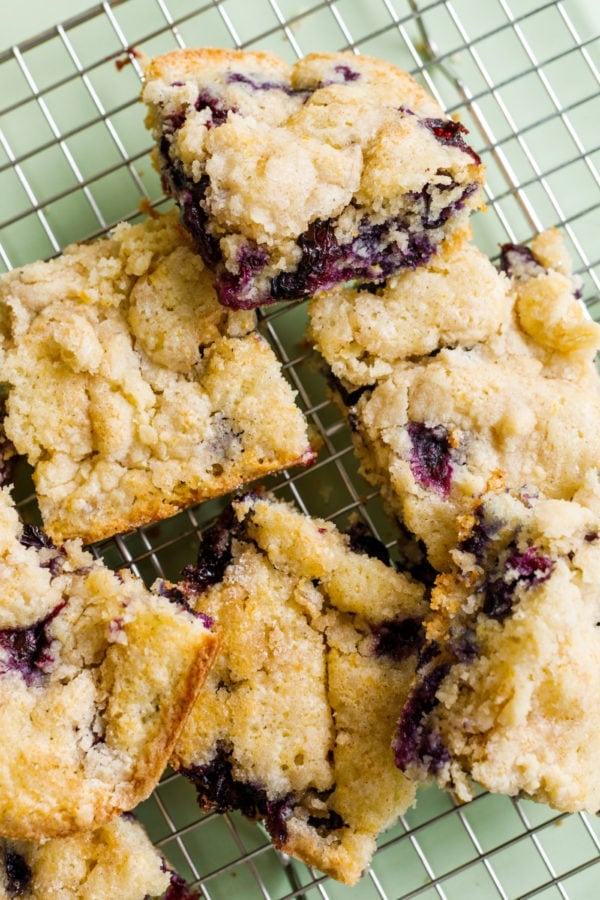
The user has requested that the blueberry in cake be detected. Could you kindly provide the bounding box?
[0,211,313,544]
[500,227,600,355]
[170,492,428,885]
[0,485,219,840]
[0,816,177,899]
[393,481,600,813]
[323,231,600,569]
[142,49,485,308]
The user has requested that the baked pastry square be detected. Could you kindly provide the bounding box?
[0,816,174,899]
[170,492,428,885]
[0,485,219,840]
[394,482,600,813]
[0,211,313,544]
[142,49,484,308]
[329,232,600,569]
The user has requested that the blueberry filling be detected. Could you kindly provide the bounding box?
[393,663,451,774]
[182,743,293,846]
[420,118,481,165]
[227,72,296,94]
[0,601,66,684]
[19,523,56,551]
[407,422,453,498]
[333,64,360,82]
[157,582,215,630]
[449,628,478,663]
[326,370,374,409]
[307,808,346,835]
[344,519,391,565]
[180,504,239,594]
[499,243,544,279]
[269,216,437,305]
[194,90,235,127]
[459,514,500,563]
[161,150,475,308]
[372,616,425,661]
[163,870,201,900]
[217,244,269,309]
[3,848,32,896]
[483,544,555,621]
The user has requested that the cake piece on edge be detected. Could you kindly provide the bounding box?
[0,815,185,900]
[0,485,220,840]
[142,49,484,308]
[170,491,428,885]
[0,211,313,544]
[325,231,600,570]
[393,479,600,813]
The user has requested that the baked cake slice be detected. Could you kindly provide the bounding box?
[325,232,600,569]
[308,239,512,388]
[142,49,484,308]
[0,485,219,840]
[170,492,428,885]
[0,211,313,544]
[394,481,600,813]
[0,816,175,899]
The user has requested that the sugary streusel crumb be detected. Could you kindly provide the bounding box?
[0,211,312,544]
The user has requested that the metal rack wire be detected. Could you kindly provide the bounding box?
[1,1,599,897]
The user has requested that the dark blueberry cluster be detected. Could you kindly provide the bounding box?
[162,869,201,900]
[483,545,555,621]
[421,118,482,165]
[2,847,32,896]
[459,512,500,563]
[372,616,425,662]
[0,600,66,685]
[269,215,436,305]
[180,503,239,595]
[218,244,269,309]
[182,743,294,846]
[345,519,391,565]
[393,663,451,774]
[407,422,453,498]
[498,243,544,279]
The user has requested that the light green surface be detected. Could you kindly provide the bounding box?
[1,1,600,898]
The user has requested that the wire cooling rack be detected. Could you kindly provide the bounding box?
[1,1,600,898]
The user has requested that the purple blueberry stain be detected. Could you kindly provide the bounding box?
[421,117,481,165]
[0,600,66,685]
[182,742,293,846]
[333,64,360,82]
[217,243,270,309]
[226,72,295,94]
[194,90,234,128]
[180,504,239,595]
[157,582,215,629]
[393,663,451,774]
[345,519,391,566]
[499,243,544,279]
[163,870,201,900]
[407,422,453,498]
[372,616,425,661]
[483,544,555,621]
[3,848,32,896]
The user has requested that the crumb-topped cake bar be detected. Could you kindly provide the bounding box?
[170,492,427,885]
[142,49,484,308]
[324,232,600,569]
[0,485,219,840]
[0,211,313,544]
[0,816,173,899]
[394,481,600,813]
